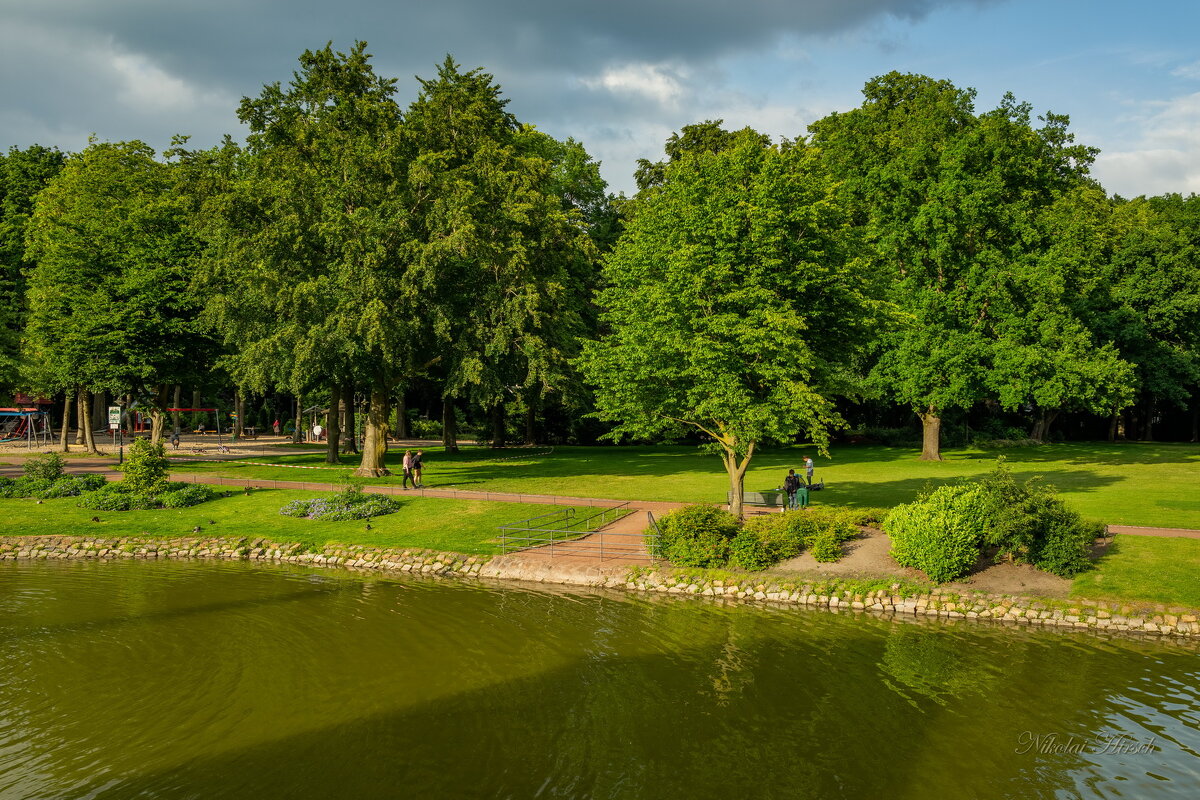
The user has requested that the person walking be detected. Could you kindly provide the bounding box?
[804,456,815,486]
[412,449,424,488]
[783,469,801,511]
[402,450,415,489]
[272,419,281,436]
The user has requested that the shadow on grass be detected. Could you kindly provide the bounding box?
[812,470,1125,510]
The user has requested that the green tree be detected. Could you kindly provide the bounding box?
[23,140,213,448]
[401,59,599,451]
[579,127,876,517]
[810,74,1101,458]
[1106,193,1200,440]
[199,42,408,475]
[0,145,65,394]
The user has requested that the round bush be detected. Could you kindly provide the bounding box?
[884,485,990,583]
[23,453,65,481]
[651,505,739,568]
[809,527,843,562]
[158,484,217,508]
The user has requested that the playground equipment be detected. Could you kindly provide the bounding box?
[166,408,223,440]
[0,409,53,449]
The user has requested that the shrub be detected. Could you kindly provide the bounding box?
[121,439,170,494]
[728,528,773,571]
[158,484,216,508]
[279,486,402,521]
[36,474,106,499]
[77,483,156,511]
[975,460,1101,577]
[23,453,65,480]
[884,484,990,583]
[651,505,739,568]
[809,527,843,562]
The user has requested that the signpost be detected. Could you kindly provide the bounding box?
[108,406,120,431]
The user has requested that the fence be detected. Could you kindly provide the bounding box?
[497,503,658,562]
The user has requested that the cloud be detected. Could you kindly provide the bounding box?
[1170,60,1200,80]
[0,0,997,191]
[1091,91,1200,197]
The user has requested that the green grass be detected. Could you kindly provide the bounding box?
[1072,536,1200,608]
[167,441,1200,528]
[0,490,587,555]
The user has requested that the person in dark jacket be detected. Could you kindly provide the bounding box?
[783,469,802,510]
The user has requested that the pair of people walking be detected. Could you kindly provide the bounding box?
[402,449,424,489]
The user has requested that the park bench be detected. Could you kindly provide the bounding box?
[728,483,826,509]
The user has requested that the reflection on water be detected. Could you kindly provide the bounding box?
[1,559,1197,799]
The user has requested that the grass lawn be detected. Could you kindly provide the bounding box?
[0,490,581,555]
[1072,536,1200,609]
[168,441,1200,528]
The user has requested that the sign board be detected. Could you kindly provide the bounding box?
[108,406,121,430]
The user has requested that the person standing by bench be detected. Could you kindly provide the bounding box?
[783,469,802,510]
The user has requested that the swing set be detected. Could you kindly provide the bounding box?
[0,409,53,449]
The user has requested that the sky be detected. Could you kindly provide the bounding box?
[1,0,1197,197]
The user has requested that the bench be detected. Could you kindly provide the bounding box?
[728,483,826,509]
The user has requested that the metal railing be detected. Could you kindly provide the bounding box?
[497,502,657,561]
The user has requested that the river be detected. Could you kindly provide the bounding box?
[1,559,1196,799]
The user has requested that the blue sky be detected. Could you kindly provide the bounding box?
[1,0,1196,197]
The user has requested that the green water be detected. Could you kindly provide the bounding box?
[1,560,1197,799]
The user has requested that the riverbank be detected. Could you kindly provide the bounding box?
[5,534,1198,639]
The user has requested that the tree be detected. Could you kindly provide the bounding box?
[1106,193,1200,440]
[0,145,65,394]
[401,59,600,451]
[23,140,213,448]
[809,74,1099,458]
[198,42,409,475]
[579,127,876,517]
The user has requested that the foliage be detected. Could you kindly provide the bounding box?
[650,505,739,568]
[22,140,215,433]
[884,484,990,583]
[279,485,402,521]
[580,124,879,516]
[77,480,215,511]
[809,527,845,563]
[0,473,105,499]
[22,452,64,480]
[728,528,773,571]
[974,461,1100,577]
[121,438,171,494]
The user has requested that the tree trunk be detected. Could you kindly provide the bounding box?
[74,391,86,445]
[1107,413,1118,442]
[524,392,537,445]
[59,390,73,452]
[342,383,359,454]
[394,392,410,439]
[292,395,304,444]
[918,406,943,461]
[149,384,170,444]
[81,390,100,455]
[354,388,391,477]
[171,385,182,434]
[325,382,342,464]
[490,403,505,448]
[1142,399,1155,441]
[233,388,244,439]
[1029,408,1058,444]
[442,399,458,454]
[93,391,106,439]
[1191,401,1199,443]
[721,440,755,519]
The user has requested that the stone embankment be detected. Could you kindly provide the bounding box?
[4,535,1197,638]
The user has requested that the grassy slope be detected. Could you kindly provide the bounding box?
[0,490,579,555]
[170,441,1200,528]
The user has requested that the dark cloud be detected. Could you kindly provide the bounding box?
[0,0,998,191]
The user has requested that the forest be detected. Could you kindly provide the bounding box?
[1,42,1197,481]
